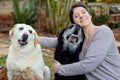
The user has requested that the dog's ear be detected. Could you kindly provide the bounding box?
[9,24,16,38]
[34,32,40,47]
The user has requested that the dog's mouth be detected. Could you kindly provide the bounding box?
[18,34,28,46]
[67,34,79,44]
[18,39,28,46]
[66,26,80,44]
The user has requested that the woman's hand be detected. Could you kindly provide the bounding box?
[53,60,61,73]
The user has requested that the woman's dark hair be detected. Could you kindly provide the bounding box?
[69,2,91,23]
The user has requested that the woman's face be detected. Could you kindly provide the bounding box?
[73,7,92,28]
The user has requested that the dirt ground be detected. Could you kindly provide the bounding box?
[0,33,9,57]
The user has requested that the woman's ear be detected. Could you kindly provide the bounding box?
[34,32,40,47]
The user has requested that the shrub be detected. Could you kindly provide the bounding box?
[90,8,109,25]
[12,0,37,28]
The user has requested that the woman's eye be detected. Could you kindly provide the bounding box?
[74,15,79,18]
[29,30,32,33]
[82,11,86,14]
[19,27,23,30]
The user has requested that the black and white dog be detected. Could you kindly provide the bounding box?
[54,24,86,80]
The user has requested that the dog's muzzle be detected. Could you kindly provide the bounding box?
[18,33,28,46]
[67,34,79,44]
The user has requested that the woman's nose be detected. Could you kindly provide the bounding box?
[79,14,83,19]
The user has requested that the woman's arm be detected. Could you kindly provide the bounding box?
[57,26,115,76]
[39,37,58,48]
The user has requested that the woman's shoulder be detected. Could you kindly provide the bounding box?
[99,25,111,30]
[97,25,113,34]
[93,25,114,40]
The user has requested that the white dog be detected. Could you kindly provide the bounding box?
[6,23,50,80]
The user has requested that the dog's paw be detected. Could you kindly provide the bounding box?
[13,67,42,80]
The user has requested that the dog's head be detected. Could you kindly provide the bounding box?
[9,23,39,47]
[59,24,85,53]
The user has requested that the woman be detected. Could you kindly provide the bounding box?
[40,2,120,80]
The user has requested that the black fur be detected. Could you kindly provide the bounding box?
[54,24,86,80]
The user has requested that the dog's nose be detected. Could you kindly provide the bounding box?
[22,33,28,41]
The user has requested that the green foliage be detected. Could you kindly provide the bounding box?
[116,21,120,28]
[88,0,96,2]
[46,0,76,34]
[0,56,7,66]
[12,0,37,28]
[116,0,120,3]
[93,14,109,25]
[90,8,109,25]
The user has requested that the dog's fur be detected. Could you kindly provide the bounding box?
[12,67,42,80]
[54,24,86,80]
[6,23,50,80]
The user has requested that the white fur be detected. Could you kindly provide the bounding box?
[6,23,50,80]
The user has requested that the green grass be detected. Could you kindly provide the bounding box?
[0,56,7,66]
[43,54,54,80]
[0,54,54,80]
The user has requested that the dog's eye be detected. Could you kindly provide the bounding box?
[19,27,24,30]
[29,30,32,33]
